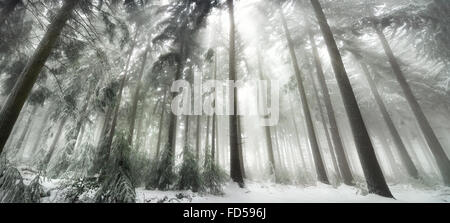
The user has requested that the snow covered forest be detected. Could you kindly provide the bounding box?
[0,0,449,203]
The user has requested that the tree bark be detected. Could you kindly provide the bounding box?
[0,0,80,155]
[309,67,340,181]
[289,109,307,170]
[227,0,244,187]
[279,8,329,184]
[155,89,168,159]
[374,26,450,186]
[195,115,201,160]
[310,0,393,198]
[204,116,211,166]
[95,31,137,174]
[256,49,276,175]
[135,98,147,151]
[359,61,419,179]
[71,81,94,147]
[211,51,218,163]
[308,31,355,186]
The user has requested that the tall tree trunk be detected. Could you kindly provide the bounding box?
[94,32,137,174]
[237,114,246,179]
[155,89,168,159]
[211,50,218,163]
[290,110,307,170]
[215,119,219,164]
[71,82,94,147]
[135,99,147,151]
[41,116,68,170]
[227,0,244,187]
[0,0,80,155]
[309,68,340,181]
[310,0,393,197]
[90,105,113,174]
[0,0,21,27]
[279,8,329,184]
[195,115,201,160]
[257,49,276,175]
[97,106,113,151]
[165,49,186,166]
[128,45,150,146]
[204,116,211,166]
[308,31,355,186]
[359,61,419,179]
[373,26,450,186]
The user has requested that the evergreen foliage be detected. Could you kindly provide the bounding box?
[177,145,202,192]
[202,150,227,195]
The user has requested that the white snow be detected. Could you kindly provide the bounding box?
[17,169,450,203]
[135,181,450,203]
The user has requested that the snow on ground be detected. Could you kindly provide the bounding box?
[17,168,450,203]
[135,181,450,203]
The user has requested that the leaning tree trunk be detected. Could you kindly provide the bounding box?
[41,116,68,170]
[279,8,329,184]
[70,82,94,148]
[104,47,135,159]
[308,65,340,182]
[359,61,419,179]
[96,106,113,152]
[308,31,355,186]
[373,26,450,186]
[227,0,244,187]
[256,49,276,175]
[128,45,150,146]
[90,105,113,174]
[94,32,137,174]
[289,103,307,170]
[0,0,79,155]
[0,0,21,27]
[310,0,393,198]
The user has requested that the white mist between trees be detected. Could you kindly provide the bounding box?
[170,79,280,126]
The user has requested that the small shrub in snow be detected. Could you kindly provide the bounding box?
[147,144,176,191]
[47,139,76,178]
[202,151,227,195]
[63,177,99,203]
[0,166,27,203]
[24,176,45,203]
[177,145,202,192]
[0,159,45,203]
[95,166,135,203]
[94,132,136,203]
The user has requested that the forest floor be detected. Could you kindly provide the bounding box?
[19,167,449,203]
[134,182,450,203]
